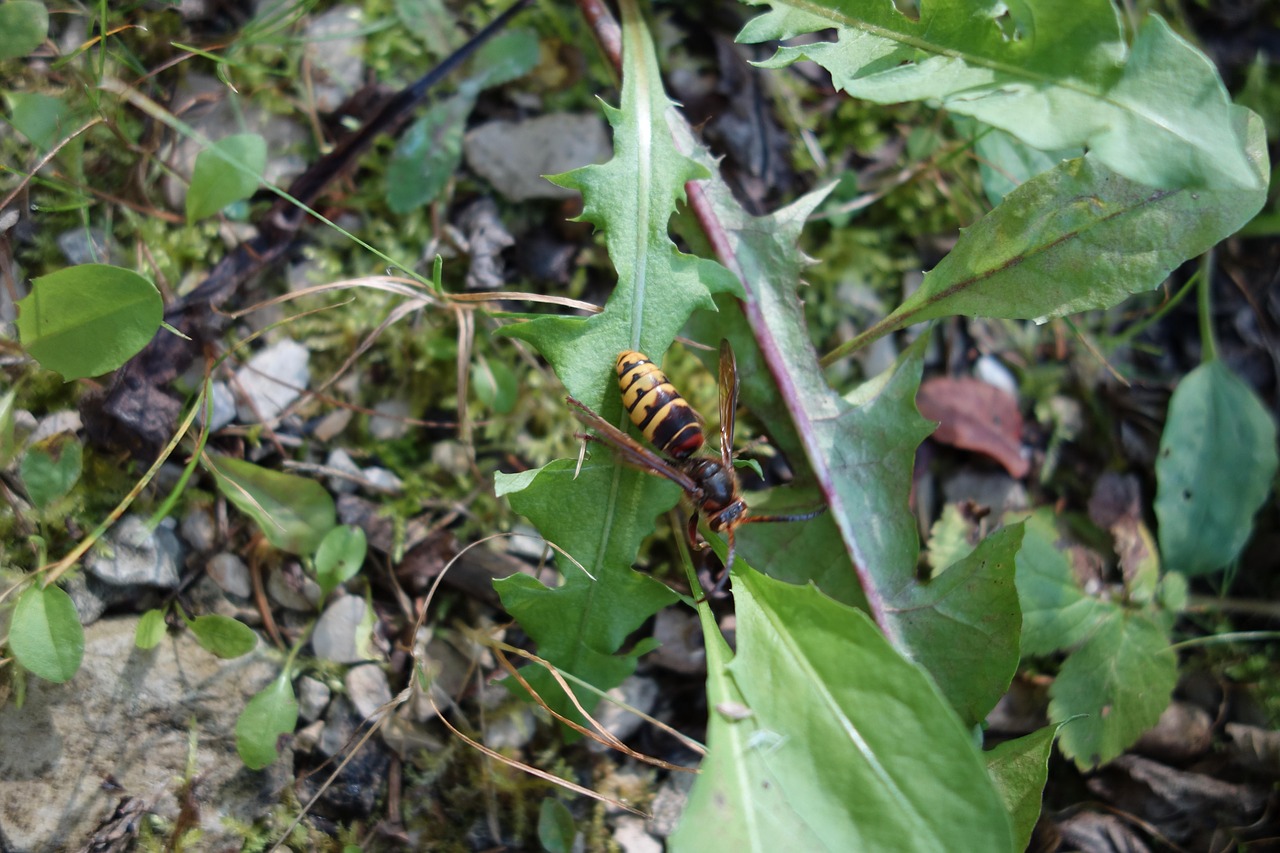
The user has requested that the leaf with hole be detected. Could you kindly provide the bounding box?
[16,264,163,381]
[19,432,82,509]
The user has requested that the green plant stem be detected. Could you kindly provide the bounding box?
[1104,267,1200,350]
[1197,249,1218,363]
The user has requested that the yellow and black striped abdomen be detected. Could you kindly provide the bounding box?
[616,351,704,458]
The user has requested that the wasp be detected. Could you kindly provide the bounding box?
[567,341,825,596]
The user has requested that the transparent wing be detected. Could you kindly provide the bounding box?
[718,339,738,467]
[566,397,701,494]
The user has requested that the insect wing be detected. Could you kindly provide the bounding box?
[718,339,739,467]
[566,397,701,494]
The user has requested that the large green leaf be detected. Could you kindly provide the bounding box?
[16,264,163,381]
[671,569,1014,851]
[206,455,336,555]
[741,3,1258,192]
[881,110,1268,330]
[10,584,84,683]
[494,2,734,711]
[1154,360,1278,576]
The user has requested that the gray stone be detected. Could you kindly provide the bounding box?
[207,552,252,598]
[29,409,82,443]
[312,594,371,664]
[345,663,393,722]
[304,6,365,112]
[234,338,310,423]
[368,398,410,441]
[464,113,611,201]
[86,515,183,589]
[587,676,659,751]
[0,616,285,852]
[180,506,217,552]
[297,676,332,722]
[266,562,321,611]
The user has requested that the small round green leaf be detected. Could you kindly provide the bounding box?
[0,1,49,61]
[186,133,267,223]
[19,432,82,509]
[314,524,367,600]
[16,264,163,380]
[10,584,85,683]
[190,614,258,659]
[135,608,168,649]
[235,672,299,770]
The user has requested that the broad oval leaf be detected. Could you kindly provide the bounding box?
[19,432,83,509]
[185,133,267,223]
[314,524,368,600]
[10,584,85,683]
[672,569,1014,852]
[1154,360,1278,576]
[0,0,48,61]
[135,608,167,649]
[16,264,163,381]
[235,671,299,770]
[190,614,258,659]
[206,455,336,555]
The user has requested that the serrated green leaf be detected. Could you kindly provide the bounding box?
[882,110,1267,330]
[1011,509,1111,657]
[206,455,335,555]
[16,264,163,381]
[671,569,1014,852]
[495,459,679,718]
[0,1,48,61]
[314,524,367,600]
[493,5,729,716]
[135,608,167,649]
[10,584,84,683]
[235,671,299,769]
[1155,360,1278,576]
[887,524,1023,727]
[925,503,977,575]
[1048,609,1176,770]
[189,614,258,659]
[985,726,1059,852]
[394,0,459,58]
[185,133,267,223]
[19,432,82,509]
[741,4,1258,192]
